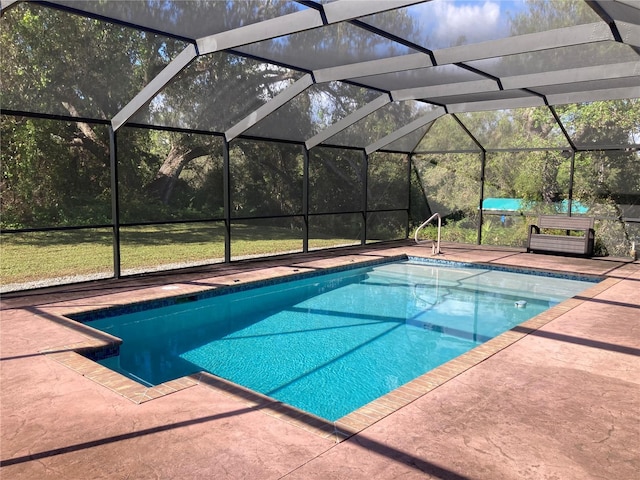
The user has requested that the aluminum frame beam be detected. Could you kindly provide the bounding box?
[322,0,425,24]
[365,107,446,155]
[447,96,546,113]
[434,22,614,64]
[313,53,432,83]
[602,0,640,24]
[616,21,640,47]
[393,69,639,106]
[391,79,500,101]
[111,44,197,131]
[546,85,640,105]
[197,9,324,55]
[305,93,391,150]
[500,61,640,89]
[617,0,640,11]
[225,74,314,141]
[547,105,577,152]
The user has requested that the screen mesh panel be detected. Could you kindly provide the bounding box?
[414,115,481,152]
[412,153,481,244]
[457,108,570,149]
[309,147,364,214]
[359,0,603,50]
[119,222,225,274]
[572,150,640,256]
[329,101,436,149]
[0,228,114,292]
[45,0,307,40]
[130,52,306,132]
[244,81,382,142]
[118,128,224,223]
[556,99,640,149]
[366,210,408,243]
[230,140,303,218]
[0,116,111,229]
[367,152,409,210]
[230,217,304,260]
[413,153,481,218]
[235,21,417,71]
[308,213,363,250]
[483,151,571,247]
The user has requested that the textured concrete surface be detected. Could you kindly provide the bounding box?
[2,241,639,479]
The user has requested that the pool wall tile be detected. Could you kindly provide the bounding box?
[68,255,408,323]
[407,256,603,282]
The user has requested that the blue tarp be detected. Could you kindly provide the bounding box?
[482,198,589,214]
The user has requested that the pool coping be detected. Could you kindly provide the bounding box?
[41,255,620,442]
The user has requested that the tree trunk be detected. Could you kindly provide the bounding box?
[147,144,209,204]
[541,157,561,203]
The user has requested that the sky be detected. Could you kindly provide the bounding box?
[411,0,530,48]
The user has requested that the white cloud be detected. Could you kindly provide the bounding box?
[430,1,506,47]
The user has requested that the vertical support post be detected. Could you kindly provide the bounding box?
[362,150,369,245]
[477,150,486,245]
[223,137,231,263]
[567,150,575,217]
[303,147,310,253]
[406,153,413,239]
[109,126,121,278]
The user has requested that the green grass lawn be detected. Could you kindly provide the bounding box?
[1,223,360,286]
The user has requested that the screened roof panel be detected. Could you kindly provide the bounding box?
[466,42,640,78]
[243,81,382,142]
[2,0,640,153]
[381,122,433,153]
[414,115,482,152]
[457,107,571,150]
[358,0,603,50]
[129,52,306,132]
[43,0,308,40]
[328,100,436,149]
[234,21,417,71]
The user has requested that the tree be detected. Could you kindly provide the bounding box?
[1,2,184,226]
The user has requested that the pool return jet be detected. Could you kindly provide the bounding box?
[414,213,442,255]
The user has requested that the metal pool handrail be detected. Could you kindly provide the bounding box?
[414,213,442,254]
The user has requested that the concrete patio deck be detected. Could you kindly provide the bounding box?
[1,241,638,479]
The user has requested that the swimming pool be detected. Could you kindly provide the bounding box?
[78,259,597,421]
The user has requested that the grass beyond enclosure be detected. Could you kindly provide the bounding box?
[1,219,540,288]
[0,224,359,287]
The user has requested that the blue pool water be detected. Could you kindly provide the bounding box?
[85,260,596,421]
